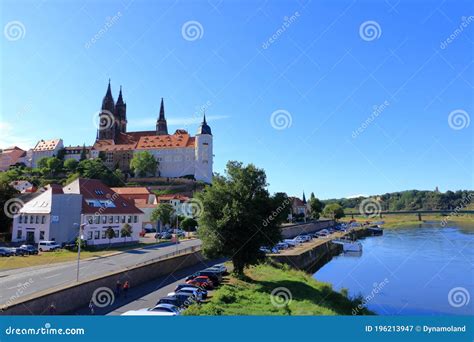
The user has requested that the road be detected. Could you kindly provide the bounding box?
[0,239,202,307]
[73,258,225,315]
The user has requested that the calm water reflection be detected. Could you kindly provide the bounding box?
[313,221,474,315]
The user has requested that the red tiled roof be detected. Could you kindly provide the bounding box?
[34,139,61,151]
[111,187,151,195]
[63,178,143,214]
[157,194,190,202]
[136,132,195,149]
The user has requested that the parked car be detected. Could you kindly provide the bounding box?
[38,240,61,252]
[19,244,39,255]
[174,284,208,299]
[186,276,214,289]
[168,287,203,301]
[8,247,27,256]
[160,232,172,239]
[275,242,289,250]
[0,247,14,257]
[157,292,195,308]
[206,264,228,275]
[157,296,186,308]
[198,270,223,283]
[122,304,180,316]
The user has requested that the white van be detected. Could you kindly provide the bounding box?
[38,240,61,252]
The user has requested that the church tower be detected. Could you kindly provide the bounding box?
[195,114,213,183]
[97,80,116,141]
[115,86,127,134]
[156,98,168,135]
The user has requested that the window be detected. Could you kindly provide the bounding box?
[134,216,138,223]
[94,215,100,224]
[108,216,113,223]
[115,216,119,223]
[87,216,93,224]
[102,216,107,224]
[114,230,119,238]
[101,230,106,239]
[17,230,22,239]
[30,216,34,224]
[35,216,39,224]
[19,215,23,224]
[41,216,45,224]
[127,216,132,223]
[121,216,126,223]
[87,231,93,240]
[94,231,100,239]
[39,231,45,240]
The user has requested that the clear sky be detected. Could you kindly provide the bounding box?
[1,0,472,199]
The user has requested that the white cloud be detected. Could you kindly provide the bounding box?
[0,120,36,150]
[346,194,368,199]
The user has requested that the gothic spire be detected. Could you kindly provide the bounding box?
[156,98,168,135]
[116,85,124,105]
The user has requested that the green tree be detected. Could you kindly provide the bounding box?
[181,217,198,232]
[130,151,157,177]
[270,192,292,224]
[80,144,88,161]
[308,192,323,220]
[64,158,78,172]
[120,223,133,243]
[36,157,49,169]
[105,227,116,245]
[196,161,282,276]
[151,203,174,230]
[322,202,345,220]
[0,181,20,233]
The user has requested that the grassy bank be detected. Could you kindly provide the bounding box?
[348,214,474,228]
[184,263,373,316]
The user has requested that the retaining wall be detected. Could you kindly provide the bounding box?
[280,220,335,239]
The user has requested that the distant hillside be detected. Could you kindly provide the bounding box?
[323,190,473,212]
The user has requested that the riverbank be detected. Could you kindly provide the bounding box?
[349,214,474,228]
[184,263,373,315]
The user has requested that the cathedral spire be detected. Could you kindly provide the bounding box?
[116,85,124,105]
[197,112,212,135]
[156,97,168,135]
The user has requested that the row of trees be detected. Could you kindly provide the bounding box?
[150,203,198,232]
[323,190,473,212]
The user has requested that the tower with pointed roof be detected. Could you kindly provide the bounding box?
[115,86,127,134]
[156,98,168,135]
[195,114,213,183]
[97,80,117,141]
[302,191,306,204]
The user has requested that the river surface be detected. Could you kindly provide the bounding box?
[313,221,474,315]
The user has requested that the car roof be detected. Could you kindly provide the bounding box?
[159,296,178,301]
[154,303,178,310]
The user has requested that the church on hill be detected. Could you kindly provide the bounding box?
[92,81,213,183]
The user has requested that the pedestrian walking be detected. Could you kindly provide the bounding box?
[123,281,130,298]
[89,300,95,315]
[48,303,56,315]
[115,280,122,298]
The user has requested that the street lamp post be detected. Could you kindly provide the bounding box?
[74,223,86,282]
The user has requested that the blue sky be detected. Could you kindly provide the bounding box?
[1,0,472,199]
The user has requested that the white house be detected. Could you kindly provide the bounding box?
[31,139,63,168]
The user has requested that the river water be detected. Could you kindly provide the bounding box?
[313,221,474,315]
